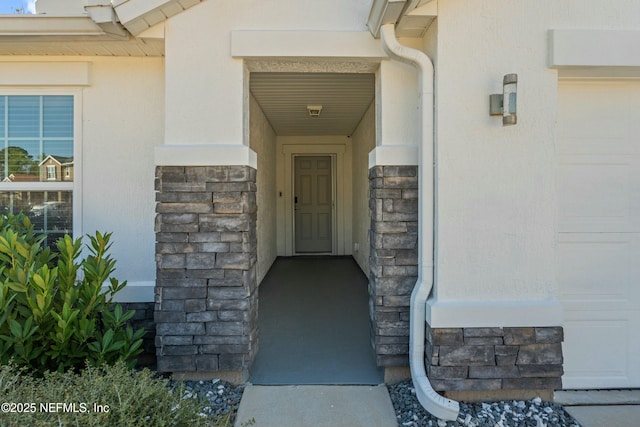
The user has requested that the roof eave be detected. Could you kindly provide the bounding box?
[0,15,107,37]
[367,0,437,39]
[113,0,203,36]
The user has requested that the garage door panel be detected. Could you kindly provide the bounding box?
[558,235,635,309]
[563,318,632,389]
[558,85,628,142]
[558,80,640,389]
[558,157,637,233]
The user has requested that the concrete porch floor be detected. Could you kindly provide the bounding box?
[249,256,383,385]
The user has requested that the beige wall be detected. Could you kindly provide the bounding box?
[81,57,164,289]
[249,94,277,285]
[351,102,376,277]
[0,56,164,299]
[165,0,373,147]
[427,0,640,327]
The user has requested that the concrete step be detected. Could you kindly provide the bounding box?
[556,390,640,427]
[555,390,640,406]
[234,385,397,427]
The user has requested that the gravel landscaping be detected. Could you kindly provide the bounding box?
[388,380,581,427]
[176,378,583,427]
[180,379,246,425]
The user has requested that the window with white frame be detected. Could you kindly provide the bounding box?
[0,95,75,246]
[46,165,57,181]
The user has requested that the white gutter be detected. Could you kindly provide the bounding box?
[380,23,459,421]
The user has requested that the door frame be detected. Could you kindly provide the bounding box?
[281,144,347,256]
[292,154,337,255]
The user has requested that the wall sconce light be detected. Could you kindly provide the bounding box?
[489,73,517,125]
[307,105,323,117]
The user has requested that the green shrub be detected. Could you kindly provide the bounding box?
[0,213,145,374]
[0,361,214,427]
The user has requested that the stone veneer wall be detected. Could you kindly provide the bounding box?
[368,165,418,367]
[120,302,156,367]
[154,166,258,377]
[426,325,564,395]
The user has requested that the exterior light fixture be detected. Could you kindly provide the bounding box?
[489,73,517,125]
[307,105,323,117]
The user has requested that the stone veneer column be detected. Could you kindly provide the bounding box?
[154,166,257,378]
[369,165,418,367]
[426,325,564,399]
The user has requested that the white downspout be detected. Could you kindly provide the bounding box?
[380,24,460,421]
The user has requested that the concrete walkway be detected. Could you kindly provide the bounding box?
[556,390,640,427]
[234,385,397,427]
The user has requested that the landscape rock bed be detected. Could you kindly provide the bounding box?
[388,380,581,427]
[180,379,245,424]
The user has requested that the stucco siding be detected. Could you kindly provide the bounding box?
[81,57,164,287]
[429,0,640,323]
[164,0,372,147]
[249,93,277,285]
[351,102,375,276]
[0,56,163,295]
[433,1,557,305]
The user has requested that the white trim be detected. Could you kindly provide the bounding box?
[103,280,155,303]
[231,31,387,59]
[0,16,104,37]
[73,90,83,240]
[426,298,564,328]
[154,144,257,168]
[282,144,347,257]
[0,182,74,191]
[368,145,418,168]
[0,62,91,87]
[549,29,640,78]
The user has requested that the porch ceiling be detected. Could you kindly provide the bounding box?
[250,72,375,137]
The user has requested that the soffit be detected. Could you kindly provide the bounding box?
[0,16,164,56]
[113,0,204,36]
[250,72,375,137]
[0,38,164,56]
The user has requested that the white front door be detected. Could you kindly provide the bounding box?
[558,81,640,388]
[294,156,333,253]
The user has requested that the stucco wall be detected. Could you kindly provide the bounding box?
[429,0,640,325]
[0,57,164,300]
[249,94,277,284]
[81,57,164,291]
[164,0,372,147]
[351,102,376,276]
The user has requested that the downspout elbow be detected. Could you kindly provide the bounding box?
[380,23,459,421]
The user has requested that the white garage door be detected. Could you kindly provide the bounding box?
[558,81,640,389]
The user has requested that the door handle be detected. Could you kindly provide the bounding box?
[295,196,298,204]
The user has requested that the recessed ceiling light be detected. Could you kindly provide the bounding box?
[307,105,323,117]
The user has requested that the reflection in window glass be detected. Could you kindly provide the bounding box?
[46,165,57,181]
[0,95,75,248]
[0,96,73,182]
[5,141,40,181]
[8,96,39,138]
[43,96,74,138]
[0,191,73,247]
